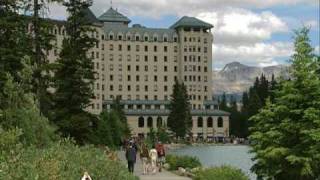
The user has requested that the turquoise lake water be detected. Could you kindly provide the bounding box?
[170,145,256,180]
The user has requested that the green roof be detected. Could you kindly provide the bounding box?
[98,7,131,23]
[170,16,213,29]
[83,8,101,25]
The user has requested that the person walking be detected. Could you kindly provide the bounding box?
[140,143,149,175]
[156,141,166,172]
[149,145,158,174]
[125,143,137,173]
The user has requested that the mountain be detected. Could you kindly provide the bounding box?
[212,62,290,94]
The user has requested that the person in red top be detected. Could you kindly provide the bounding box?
[155,141,166,172]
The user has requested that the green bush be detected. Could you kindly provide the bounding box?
[166,154,201,170]
[194,166,249,180]
[0,129,137,180]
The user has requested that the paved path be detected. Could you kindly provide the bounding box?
[118,151,191,180]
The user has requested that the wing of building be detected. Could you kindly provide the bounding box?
[47,7,230,140]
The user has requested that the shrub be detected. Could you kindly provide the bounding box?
[0,130,137,180]
[194,166,249,180]
[166,154,201,170]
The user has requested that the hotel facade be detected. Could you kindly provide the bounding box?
[48,7,230,139]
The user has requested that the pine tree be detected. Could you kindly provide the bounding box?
[111,96,131,137]
[168,80,192,138]
[51,0,97,144]
[250,27,320,179]
[219,92,228,110]
[0,0,33,96]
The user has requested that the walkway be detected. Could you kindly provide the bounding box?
[117,151,191,180]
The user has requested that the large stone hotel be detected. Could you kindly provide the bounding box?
[48,7,230,140]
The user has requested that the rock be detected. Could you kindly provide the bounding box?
[163,163,170,169]
[178,167,186,174]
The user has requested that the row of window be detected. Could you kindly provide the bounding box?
[184,46,208,53]
[104,33,178,43]
[184,75,208,82]
[109,64,178,72]
[138,116,163,128]
[184,55,208,63]
[108,44,178,53]
[184,65,208,72]
[184,37,208,44]
[108,74,171,82]
[197,117,223,128]
[109,84,169,92]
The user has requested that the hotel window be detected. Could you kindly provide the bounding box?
[101,44,104,50]
[91,52,94,58]
[154,75,158,82]
[144,46,148,52]
[154,56,158,62]
[154,85,158,92]
[127,85,131,91]
[101,35,105,40]
[119,85,122,91]
[96,83,100,90]
[136,75,140,81]
[109,35,113,40]
[204,86,208,92]
[119,54,122,62]
[164,56,168,62]
[109,44,113,51]
[198,47,201,52]
[174,46,178,52]
[136,65,140,71]
[184,46,187,52]
[102,94,105,100]
[127,35,131,40]
[135,35,140,41]
[102,84,105,90]
[110,75,113,81]
[153,36,158,42]
[164,46,168,52]
[127,65,131,71]
[128,95,132,100]
[204,67,208,72]
[110,64,114,71]
[144,55,148,62]
[110,54,113,61]
[118,35,122,40]
[184,76,187,81]
[198,76,201,81]
[102,53,105,61]
[174,76,177,81]
[127,55,131,61]
[144,85,148,91]
[146,105,151,109]
[144,75,148,81]
[204,47,208,53]
[96,62,99,69]
[144,65,148,72]
[164,76,168,82]
[204,56,208,63]
[184,65,187,72]
[164,37,168,42]
[145,95,148,100]
[204,38,208,44]
[136,45,140,52]
[138,117,144,128]
[127,45,131,51]
[102,74,105,80]
[147,117,153,127]
[136,85,140,91]
[154,96,158,101]
[154,46,157,52]
[110,85,113,91]
[164,86,168,92]
[184,56,187,62]
[198,37,201,42]
[127,75,131,81]
[198,56,201,62]
[174,56,178,62]
[197,117,203,127]
[92,103,95,109]
[204,76,208,82]
[136,55,140,62]
[96,42,99,48]
[118,64,122,71]
[174,66,177,72]
[118,74,122,81]
[184,37,187,42]
[218,117,223,127]
[164,66,168,72]
[154,66,158,72]
[118,44,122,51]
[198,66,201,72]
[144,36,149,41]
[136,95,140,100]
[174,37,178,42]
[207,117,213,127]
[164,95,168,100]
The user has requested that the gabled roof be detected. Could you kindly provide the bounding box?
[98,7,131,23]
[83,8,101,25]
[170,16,213,29]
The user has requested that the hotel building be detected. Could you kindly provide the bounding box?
[48,7,230,139]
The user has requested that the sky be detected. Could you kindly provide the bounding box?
[48,0,319,70]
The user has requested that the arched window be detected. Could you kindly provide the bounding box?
[138,117,144,128]
[218,117,223,128]
[157,116,163,127]
[207,117,213,127]
[147,117,153,128]
[197,117,203,127]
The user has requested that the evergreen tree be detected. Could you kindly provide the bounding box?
[168,80,192,138]
[0,0,33,96]
[111,96,131,137]
[51,0,97,144]
[250,27,320,179]
[219,92,228,110]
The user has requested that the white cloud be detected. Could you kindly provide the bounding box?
[212,42,294,68]
[197,8,288,45]
[315,45,320,55]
